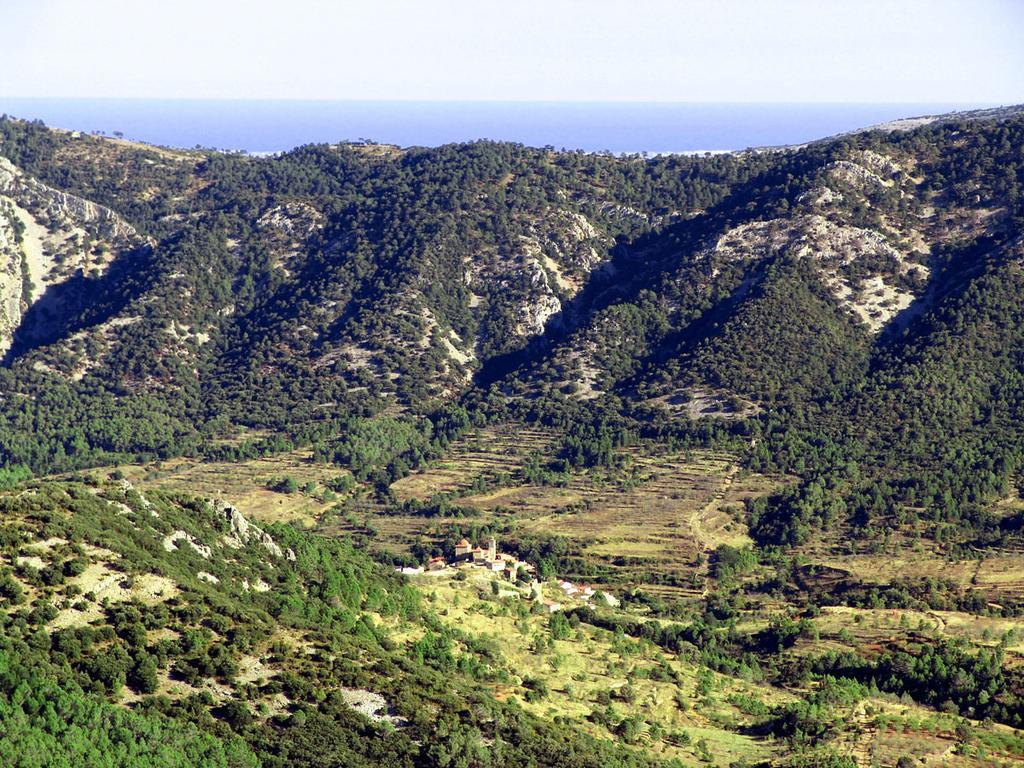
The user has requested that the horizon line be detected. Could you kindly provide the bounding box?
[0,96,1014,106]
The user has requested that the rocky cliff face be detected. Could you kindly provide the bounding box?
[0,156,141,356]
[707,212,926,332]
[0,198,27,353]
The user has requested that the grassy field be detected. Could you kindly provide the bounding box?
[87,449,354,527]
[400,568,1024,768]
[407,567,786,767]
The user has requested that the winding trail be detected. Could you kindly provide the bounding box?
[684,463,740,596]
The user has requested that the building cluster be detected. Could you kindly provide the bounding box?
[396,536,534,582]
[396,536,617,612]
[553,579,618,609]
[427,536,535,580]
[557,580,596,600]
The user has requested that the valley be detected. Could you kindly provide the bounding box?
[101,425,778,595]
[1,104,1024,767]
[61,421,1024,767]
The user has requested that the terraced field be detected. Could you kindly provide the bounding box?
[89,449,353,527]
[809,605,1024,656]
[390,424,556,501]
[319,426,562,555]
[796,542,1024,608]
[390,425,786,593]
[451,448,777,595]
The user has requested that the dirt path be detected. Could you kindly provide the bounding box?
[849,701,877,767]
[687,463,740,551]
[685,463,740,596]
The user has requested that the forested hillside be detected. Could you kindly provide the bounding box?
[2,108,1024,548]
[0,478,677,768]
[5,107,1023,548]
[3,106,1024,767]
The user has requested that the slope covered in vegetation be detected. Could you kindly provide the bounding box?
[1,106,1024,766]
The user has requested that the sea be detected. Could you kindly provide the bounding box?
[0,99,999,155]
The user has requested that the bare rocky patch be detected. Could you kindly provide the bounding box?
[709,213,927,334]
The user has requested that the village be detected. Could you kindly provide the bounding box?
[396,536,617,613]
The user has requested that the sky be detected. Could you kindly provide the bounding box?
[2,0,1022,103]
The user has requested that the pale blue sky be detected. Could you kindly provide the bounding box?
[2,0,1022,102]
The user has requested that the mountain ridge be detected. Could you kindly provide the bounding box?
[0,105,1022,551]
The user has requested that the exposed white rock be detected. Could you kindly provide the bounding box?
[797,186,843,207]
[825,159,891,192]
[521,292,561,337]
[0,156,142,356]
[213,499,295,560]
[165,320,212,347]
[118,479,158,516]
[109,501,133,516]
[856,149,902,178]
[0,157,138,242]
[0,200,25,353]
[517,255,562,336]
[709,214,925,333]
[823,274,913,332]
[594,200,650,224]
[257,201,325,274]
[241,578,272,593]
[163,530,212,559]
[257,201,324,239]
[339,688,407,727]
[441,329,474,366]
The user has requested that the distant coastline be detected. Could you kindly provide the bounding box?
[0,99,999,155]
